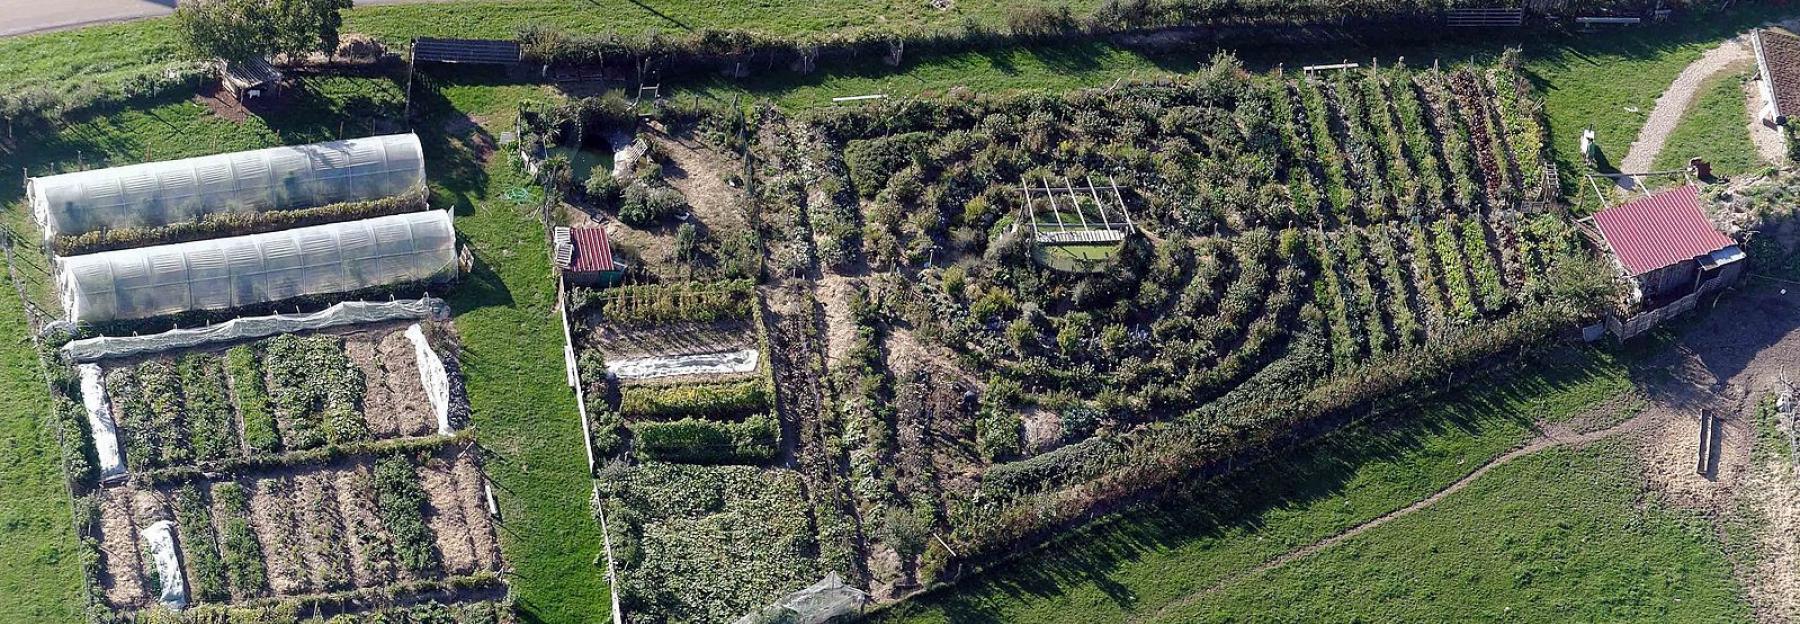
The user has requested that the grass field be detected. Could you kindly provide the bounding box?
[1652,68,1762,177]
[1164,441,1748,623]
[870,349,1647,624]
[428,79,614,624]
[0,268,84,623]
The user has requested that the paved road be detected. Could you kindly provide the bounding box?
[0,0,454,37]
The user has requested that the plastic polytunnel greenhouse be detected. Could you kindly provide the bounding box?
[29,133,425,238]
[58,210,458,323]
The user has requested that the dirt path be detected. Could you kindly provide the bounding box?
[1617,37,1752,177]
[1129,407,1661,624]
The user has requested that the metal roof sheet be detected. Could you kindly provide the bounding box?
[1593,186,1735,276]
[569,227,616,272]
[414,38,522,64]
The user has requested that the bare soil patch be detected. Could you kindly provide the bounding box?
[345,327,437,439]
[585,318,755,360]
[97,488,150,609]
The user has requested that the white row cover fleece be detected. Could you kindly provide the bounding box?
[77,363,127,480]
[140,520,188,609]
[405,323,454,435]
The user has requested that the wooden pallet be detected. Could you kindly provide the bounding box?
[1447,8,1524,27]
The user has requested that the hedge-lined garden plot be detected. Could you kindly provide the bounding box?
[597,463,818,624]
[84,444,502,617]
[723,54,1610,599]
[92,322,459,475]
[574,279,779,465]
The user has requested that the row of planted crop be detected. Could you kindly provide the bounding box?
[99,335,370,474]
[151,452,441,605]
[1287,67,1538,228]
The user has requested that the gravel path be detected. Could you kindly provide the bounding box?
[1746,75,1791,164]
[1617,37,1752,176]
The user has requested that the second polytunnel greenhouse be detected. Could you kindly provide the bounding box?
[29,133,426,239]
[58,210,458,323]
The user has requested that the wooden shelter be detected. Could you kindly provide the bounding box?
[1592,186,1744,304]
[221,58,283,101]
[555,226,624,286]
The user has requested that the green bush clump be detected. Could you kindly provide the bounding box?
[844,132,934,198]
[633,414,778,464]
[264,335,368,450]
[373,454,440,577]
[226,346,280,454]
[212,481,269,598]
[173,485,229,602]
[619,379,771,420]
[178,355,241,462]
[619,182,688,226]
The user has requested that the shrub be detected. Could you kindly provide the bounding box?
[372,454,440,576]
[619,182,688,226]
[619,379,771,419]
[844,132,933,198]
[584,166,622,205]
[633,414,778,463]
[674,222,700,262]
[226,346,279,454]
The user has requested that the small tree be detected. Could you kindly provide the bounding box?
[175,0,354,64]
[674,222,699,262]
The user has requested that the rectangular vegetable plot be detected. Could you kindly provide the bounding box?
[91,322,459,476]
[571,279,780,465]
[85,445,504,614]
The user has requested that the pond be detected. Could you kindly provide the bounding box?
[548,145,614,181]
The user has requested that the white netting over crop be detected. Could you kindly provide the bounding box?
[62,297,447,362]
[29,133,425,238]
[78,364,127,480]
[141,520,188,609]
[731,573,867,624]
[57,211,456,323]
[406,323,454,434]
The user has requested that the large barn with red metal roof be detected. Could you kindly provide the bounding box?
[1591,185,1744,307]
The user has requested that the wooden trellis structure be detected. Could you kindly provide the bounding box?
[1015,176,1136,244]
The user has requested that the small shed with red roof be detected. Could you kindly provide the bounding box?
[554,226,625,286]
[1592,185,1744,305]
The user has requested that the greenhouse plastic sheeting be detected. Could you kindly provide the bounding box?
[62,297,448,362]
[58,211,457,323]
[78,364,127,480]
[141,520,188,609]
[30,133,425,238]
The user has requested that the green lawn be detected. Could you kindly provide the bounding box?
[1165,442,1747,623]
[870,349,1640,624]
[425,79,613,624]
[345,0,1088,43]
[1652,68,1762,177]
[0,264,84,623]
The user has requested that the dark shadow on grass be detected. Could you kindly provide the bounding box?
[877,351,1630,624]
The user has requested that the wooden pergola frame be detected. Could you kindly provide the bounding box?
[1014,175,1136,244]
